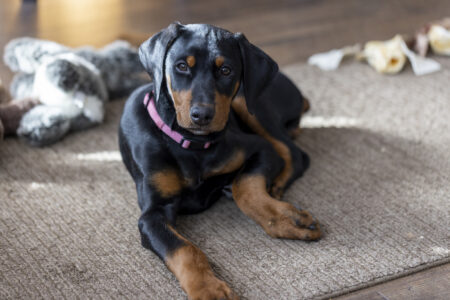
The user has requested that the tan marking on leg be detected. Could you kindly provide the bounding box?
[215,56,225,67]
[231,96,292,198]
[269,139,292,199]
[167,75,193,128]
[186,55,196,68]
[166,227,237,300]
[232,174,321,240]
[150,169,186,198]
[204,149,246,178]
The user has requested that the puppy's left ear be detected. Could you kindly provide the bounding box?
[139,22,184,101]
[235,33,278,114]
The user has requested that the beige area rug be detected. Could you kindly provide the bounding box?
[1,59,449,300]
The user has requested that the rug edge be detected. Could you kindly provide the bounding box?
[315,257,450,300]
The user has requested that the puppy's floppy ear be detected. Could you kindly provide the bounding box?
[139,22,184,101]
[235,33,278,114]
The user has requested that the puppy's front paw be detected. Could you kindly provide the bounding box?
[187,274,238,300]
[263,203,322,241]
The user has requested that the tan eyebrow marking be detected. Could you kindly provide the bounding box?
[215,56,225,67]
[186,56,196,67]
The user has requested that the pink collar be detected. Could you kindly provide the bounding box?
[144,92,212,150]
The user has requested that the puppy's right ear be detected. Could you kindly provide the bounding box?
[139,22,184,102]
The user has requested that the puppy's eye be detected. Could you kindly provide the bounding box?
[176,62,188,72]
[220,66,231,76]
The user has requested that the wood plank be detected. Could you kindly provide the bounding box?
[336,263,450,300]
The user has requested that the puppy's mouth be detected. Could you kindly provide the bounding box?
[186,127,211,135]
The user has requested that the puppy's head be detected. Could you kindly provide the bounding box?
[139,23,278,135]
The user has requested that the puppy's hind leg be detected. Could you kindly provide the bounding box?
[232,142,321,241]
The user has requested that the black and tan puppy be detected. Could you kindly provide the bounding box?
[119,23,321,300]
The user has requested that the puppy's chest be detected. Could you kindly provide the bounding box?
[175,148,246,189]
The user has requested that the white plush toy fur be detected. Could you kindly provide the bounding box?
[33,53,107,122]
[3,38,148,146]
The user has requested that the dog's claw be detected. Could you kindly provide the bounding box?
[262,204,322,240]
[307,222,317,230]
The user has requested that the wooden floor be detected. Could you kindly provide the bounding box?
[1,0,450,82]
[0,0,449,298]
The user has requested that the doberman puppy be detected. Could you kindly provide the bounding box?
[119,23,321,300]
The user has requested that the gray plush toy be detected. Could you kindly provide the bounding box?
[3,38,148,146]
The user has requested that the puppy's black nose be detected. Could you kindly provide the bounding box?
[190,106,214,126]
